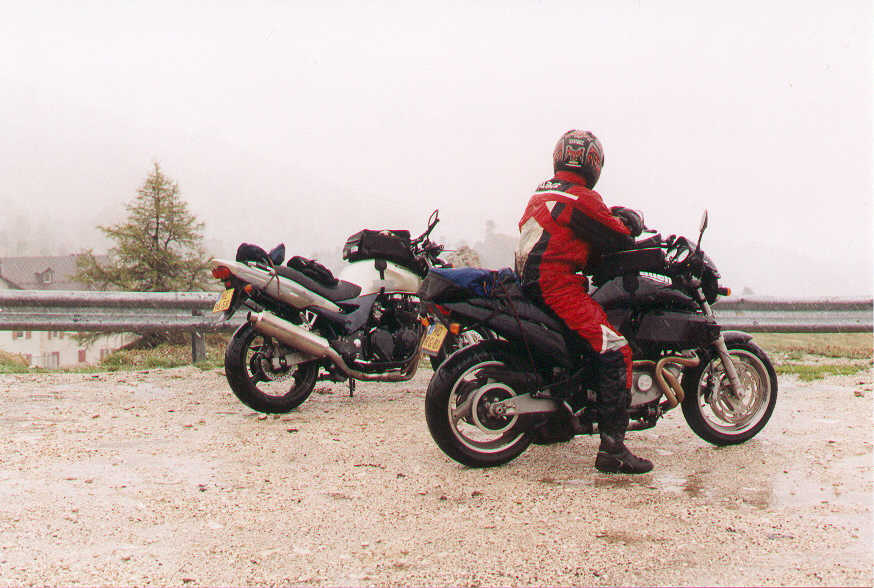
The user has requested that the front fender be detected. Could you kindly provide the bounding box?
[721,330,754,345]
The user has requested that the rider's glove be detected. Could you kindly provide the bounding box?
[610,206,645,237]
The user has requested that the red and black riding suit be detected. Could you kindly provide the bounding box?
[515,170,634,434]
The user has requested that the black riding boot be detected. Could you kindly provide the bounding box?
[595,429,653,474]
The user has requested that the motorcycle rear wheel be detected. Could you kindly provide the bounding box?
[681,340,777,445]
[425,341,532,467]
[224,323,318,414]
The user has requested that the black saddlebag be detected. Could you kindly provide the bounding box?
[286,256,338,287]
[343,229,416,267]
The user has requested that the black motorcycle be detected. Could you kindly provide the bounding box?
[420,212,778,467]
[210,210,488,414]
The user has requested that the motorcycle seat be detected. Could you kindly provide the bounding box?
[275,265,362,302]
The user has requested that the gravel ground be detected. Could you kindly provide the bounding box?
[0,362,871,587]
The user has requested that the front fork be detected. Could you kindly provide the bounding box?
[696,288,744,405]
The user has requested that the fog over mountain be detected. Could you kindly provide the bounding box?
[1,1,871,297]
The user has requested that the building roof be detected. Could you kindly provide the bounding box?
[0,255,105,291]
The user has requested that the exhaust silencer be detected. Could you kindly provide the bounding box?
[247,311,331,359]
[247,310,420,382]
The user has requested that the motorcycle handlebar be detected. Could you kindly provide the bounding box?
[412,209,440,246]
[634,233,663,249]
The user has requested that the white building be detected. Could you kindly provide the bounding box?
[0,255,135,368]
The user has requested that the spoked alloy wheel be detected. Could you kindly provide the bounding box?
[425,342,532,467]
[224,323,318,414]
[681,340,777,445]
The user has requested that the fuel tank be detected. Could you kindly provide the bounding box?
[338,260,423,295]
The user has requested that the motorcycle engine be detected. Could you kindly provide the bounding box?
[367,293,421,362]
[393,326,420,359]
[370,328,394,361]
[369,326,419,361]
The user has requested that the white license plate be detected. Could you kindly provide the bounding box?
[212,288,235,313]
[421,323,448,356]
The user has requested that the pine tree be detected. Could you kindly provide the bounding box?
[76,163,211,292]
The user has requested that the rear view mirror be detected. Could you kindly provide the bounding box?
[695,210,709,253]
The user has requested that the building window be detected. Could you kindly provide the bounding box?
[41,269,54,284]
[25,331,32,339]
[78,349,87,363]
[13,331,23,339]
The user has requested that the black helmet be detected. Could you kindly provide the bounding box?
[553,130,604,188]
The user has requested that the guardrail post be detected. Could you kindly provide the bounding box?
[191,309,206,364]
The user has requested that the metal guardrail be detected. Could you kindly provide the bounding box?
[0,290,241,332]
[0,291,870,363]
[713,297,872,333]
[0,290,244,363]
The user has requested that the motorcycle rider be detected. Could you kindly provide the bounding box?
[515,129,653,474]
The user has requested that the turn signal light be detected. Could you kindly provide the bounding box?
[243,284,255,295]
[449,323,462,335]
[717,287,732,297]
[420,316,431,327]
[212,266,231,280]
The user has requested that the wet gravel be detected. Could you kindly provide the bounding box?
[0,364,871,586]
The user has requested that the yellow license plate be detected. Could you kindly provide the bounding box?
[421,323,448,356]
[212,288,235,313]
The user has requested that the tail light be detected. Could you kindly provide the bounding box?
[212,266,231,280]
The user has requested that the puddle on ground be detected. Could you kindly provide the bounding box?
[562,451,872,519]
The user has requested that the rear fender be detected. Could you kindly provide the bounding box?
[474,365,541,394]
[437,301,573,367]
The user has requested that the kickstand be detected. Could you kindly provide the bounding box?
[348,379,356,397]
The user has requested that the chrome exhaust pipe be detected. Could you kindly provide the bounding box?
[247,311,420,382]
[248,311,331,359]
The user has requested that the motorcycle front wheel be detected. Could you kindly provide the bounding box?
[681,339,778,445]
[425,341,532,467]
[224,323,319,414]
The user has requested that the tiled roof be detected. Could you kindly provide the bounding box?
[0,255,106,291]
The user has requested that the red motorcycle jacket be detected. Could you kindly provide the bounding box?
[515,170,633,360]
[516,171,632,284]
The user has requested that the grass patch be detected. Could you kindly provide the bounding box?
[99,340,226,372]
[0,336,227,374]
[775,362,869,382]
[753,333,872,360]
[0,350,31,373]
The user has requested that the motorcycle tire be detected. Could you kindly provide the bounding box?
[224,323,319,414]
[425,340,533,467]
[428,326,495,371]
[681,339,778,445]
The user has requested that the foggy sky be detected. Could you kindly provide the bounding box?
[1,1,872,297]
